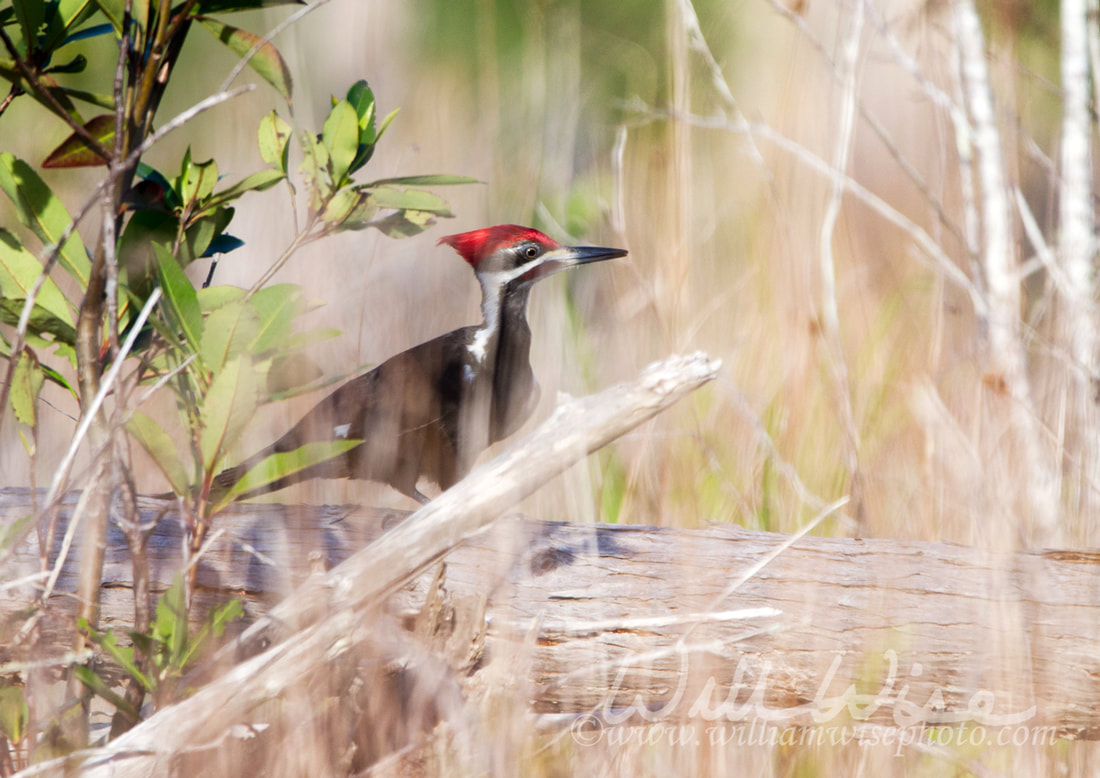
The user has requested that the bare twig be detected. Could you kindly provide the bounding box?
[218,0,331,95]
[130,85,255,163]
[953,0,1060,538]
[816,0,865,529]
[631,106,986,315]
[37,291,162,534]
[1057,0,1098,518]
[770,0,968,246]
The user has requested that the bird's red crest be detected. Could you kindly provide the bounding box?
[439,225,560,267]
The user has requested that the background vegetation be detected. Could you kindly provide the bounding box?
[1,0,1097,774]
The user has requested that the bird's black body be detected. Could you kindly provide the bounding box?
[212,225,625,504]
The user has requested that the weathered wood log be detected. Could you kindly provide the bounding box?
[5,492,1099,748]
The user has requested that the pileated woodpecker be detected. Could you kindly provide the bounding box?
[212,225,627,504]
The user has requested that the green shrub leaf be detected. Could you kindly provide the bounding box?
[41,114,114,168]
[201,300,260,373]
[367,186,453,215]
[200,356,258,473]
[0,153,90,287]
[217,439,362,508]
[0,228,77,327]
[153,243,202,354]
[126,411,190,496]
[10,350,44,428]
[198,17,293,100]
[258,110,292,171]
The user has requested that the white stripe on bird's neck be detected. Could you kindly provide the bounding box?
[469,272,505,363]
[468,257,548,363]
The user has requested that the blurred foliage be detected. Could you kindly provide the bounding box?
[0,0,476,759]
[77,575,243,716]
[0,0,475,517]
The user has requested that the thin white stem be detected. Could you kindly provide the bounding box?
[953,0,1060,537]
[128,353,198,414]
[39,468,100,602]
[682,497,848,644]
[218,0,331,95]
[1059,0,1097,516]
[43,288,161,511]
[645,107,985,314]
[126,86,254,166]
[817,0,865,502]
[1015,187,1071,296]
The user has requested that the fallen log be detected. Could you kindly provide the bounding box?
[4,479,1098,743]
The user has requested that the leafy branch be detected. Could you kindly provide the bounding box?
[0,0,476,758]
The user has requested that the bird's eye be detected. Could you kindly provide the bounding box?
[524,245,540,260]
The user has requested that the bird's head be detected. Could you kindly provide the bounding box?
[439,225,627,286]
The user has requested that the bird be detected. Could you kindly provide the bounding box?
[211,225,627,505]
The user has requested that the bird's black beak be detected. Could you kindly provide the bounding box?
[519,243,628,284]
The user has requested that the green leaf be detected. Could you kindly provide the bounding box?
[126,411,190,496]
[201,300,260,373]
[153,243,202,355]
[258,110,291,172]
[322,100,359,186]
[197,17,293,101]
[118,211,175,293]
[184,216,218,264]
[155,575,189,665]
[208,599,244,637]
[0,686,29,744]
[78,618,152,690]
[200,356,258,473]
[367,209,437,238]
[47,0,101,49]
[0,337,77,397]
[181,207,234,264]
[10,350,44,428]
[218,439,362,507]
[197,0,304,12]
[0,288,78,347]
[41,113,114,168]
[343,82,379,174]
[0,229,77,327]
[366,174,481,187]
[300,133,330,204]
[0,514,33,553]
[376,107,399,142]
[12,0,45,54]
[180,598,243,667]
[0,298,77,345]
[345,80,376,139]
[319,188,365,226]
[367,186,453,215]
[180,155,218,207]
[247,283,303,353]
[73,666,143,720]
[57,86,115,111]
[89,0,149,33]
[0,153,90,287]
[200,169,285,213]
[45,53,88,75]
[197,284,247,312]
[263,351,323,396]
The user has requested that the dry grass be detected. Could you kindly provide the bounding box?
[4,0,1100,774]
